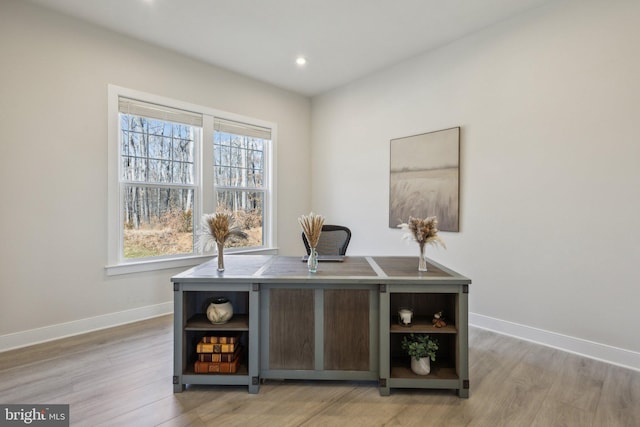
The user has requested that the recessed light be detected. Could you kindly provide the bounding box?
[296,57,307,66]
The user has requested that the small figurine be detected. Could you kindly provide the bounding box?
[432,311,447,328]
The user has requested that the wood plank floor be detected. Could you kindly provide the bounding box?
[0,315,638,426]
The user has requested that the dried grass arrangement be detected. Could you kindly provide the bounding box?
[398,216,446,249]
[200,212,247,271]
[200,212,247,250]
[398,216,446,271]
[298,212,325,248]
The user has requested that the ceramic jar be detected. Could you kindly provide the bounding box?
[206,297,233,324]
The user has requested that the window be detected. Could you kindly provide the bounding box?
[119,98,200,260]
[107,86,275,274]
[214,119,270,249]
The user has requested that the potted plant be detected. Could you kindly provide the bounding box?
[401,333,439,375]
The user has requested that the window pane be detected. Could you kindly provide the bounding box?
[172,161,194,184]
[213,131,266,189]
[148,159,162,182]
[213,144,222,167]
[120,128,129,157]
[121,155,148,182]
[214,166,225,186]
[148,134,169,160]
[148,118,166,136]
[216,190,264,248]
[120,113,195,185]
[120,115,130,133]
[123,186,194,259]
[247,149,263,187]
[174,123,193,139]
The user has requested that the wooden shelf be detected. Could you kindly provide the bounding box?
[185,313,249,331]
[184,363,249,376]
[384,287,468,397]
[390,365,458,380]
[390,320,457,334]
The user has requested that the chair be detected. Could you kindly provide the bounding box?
[302,225,352,256]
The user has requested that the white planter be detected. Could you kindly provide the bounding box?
[206,298,233,324]
[410,357,431,375]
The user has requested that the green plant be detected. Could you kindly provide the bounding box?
[401,334,439,361]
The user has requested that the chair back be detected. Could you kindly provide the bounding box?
[302,225,351,256]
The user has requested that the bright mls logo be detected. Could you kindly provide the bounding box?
[1,405,69,426]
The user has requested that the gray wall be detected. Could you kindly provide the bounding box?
[311,0,640,368]
[0,0,310,347]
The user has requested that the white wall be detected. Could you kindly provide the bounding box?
[312,0,640,368]
[0,0,310,348]
[2,0,639,370]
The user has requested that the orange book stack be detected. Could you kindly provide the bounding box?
[194,334,242,374]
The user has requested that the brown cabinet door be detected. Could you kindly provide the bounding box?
[324,289,370,371]
[269,288,315,370]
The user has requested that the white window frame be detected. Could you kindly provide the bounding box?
[106,85,276,275]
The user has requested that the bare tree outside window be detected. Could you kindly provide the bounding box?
[120,115,196,258]
[214,129,267,248]
[110,89,274,271]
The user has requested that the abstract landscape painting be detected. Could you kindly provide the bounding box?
[389,127,460,231]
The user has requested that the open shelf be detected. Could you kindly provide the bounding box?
[390,317,457,334]
[184,366,248,376]
[174,283,258,393]
[390,365,458,380]
[184,360,249,376]
[185,313,249,331]
[383,288,467,397]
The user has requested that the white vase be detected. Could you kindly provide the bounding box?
[410,357,431,375]
[206,297,233,324]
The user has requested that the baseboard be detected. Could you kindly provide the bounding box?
[0,302,173,353]
[470,312,640,372]
[4,306,638,371]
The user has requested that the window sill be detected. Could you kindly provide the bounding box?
[105,247,278,276]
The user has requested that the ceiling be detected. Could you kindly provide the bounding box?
[27,0,551,96]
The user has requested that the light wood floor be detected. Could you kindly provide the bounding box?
[0,315,638,427]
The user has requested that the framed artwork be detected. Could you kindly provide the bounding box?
[389,127,460,232]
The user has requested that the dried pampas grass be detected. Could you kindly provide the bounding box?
[298,212,325,248]
[398,216,446,249]
[200,212,247,251]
